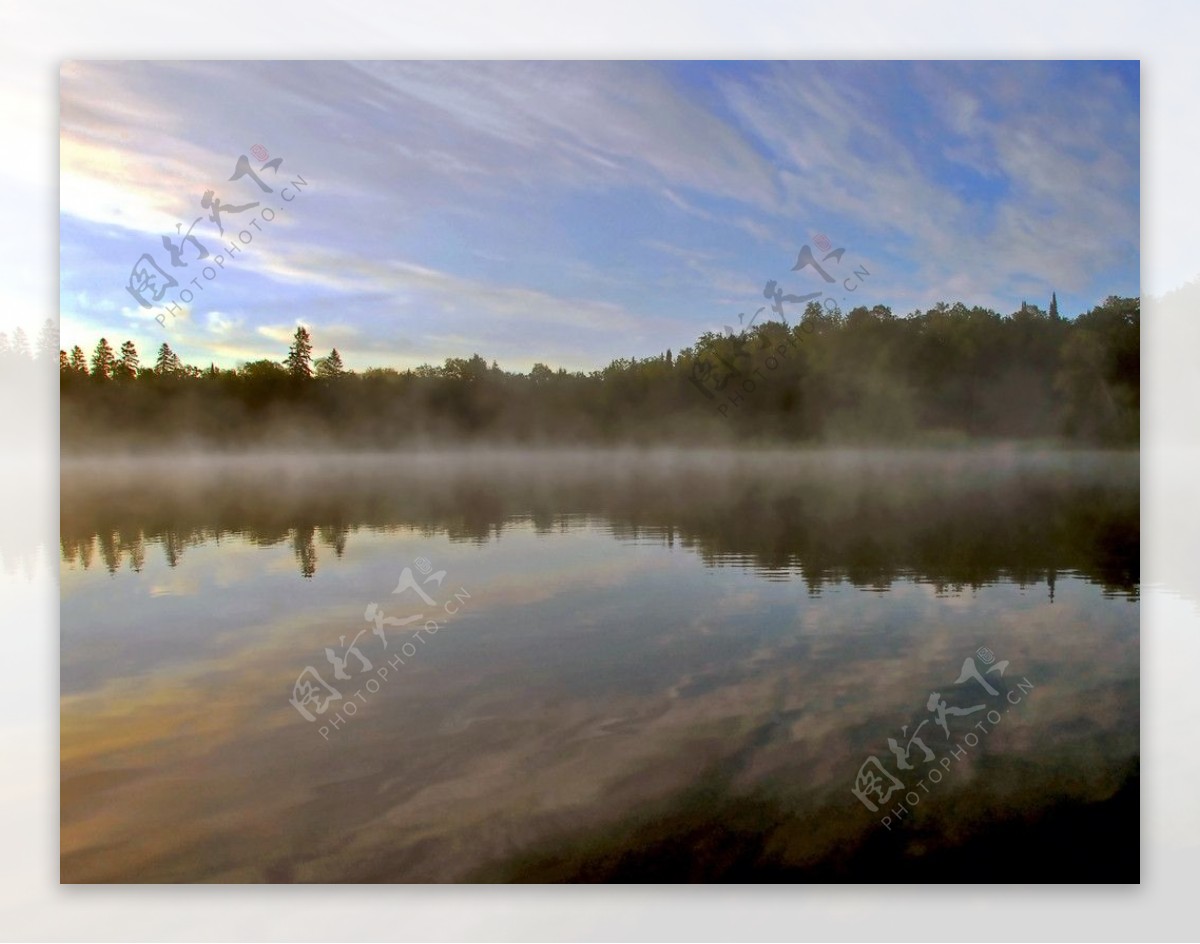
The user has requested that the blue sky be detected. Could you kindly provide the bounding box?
[59,60,1140,372]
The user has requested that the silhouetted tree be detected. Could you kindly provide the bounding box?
[155,343,180,375]
[69,346,87,373]
[285,326,313,378]
[1049,292,1060,320]
[36,319,58,363]
[529,363,554,385]
[315,347,345,378]
[90,338,115,379]
[116,340,139,380]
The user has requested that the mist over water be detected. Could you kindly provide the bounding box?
[59,447,1138,882]
[62,445,1138,593]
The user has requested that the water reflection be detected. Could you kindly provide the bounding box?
[62,449,1138,595]
[60,449,1138,882]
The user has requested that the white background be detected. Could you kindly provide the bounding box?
[1,1,1196,940]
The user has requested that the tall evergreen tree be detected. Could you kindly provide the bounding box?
[59,350,69,372]
[11,327,29,359]
[155,342,180,375]
[36,318,58,363]
[285,326,314,378]
[69,346,88,373]
[116,340,139,379]
[91,337,115,379]
[1049,292,1060,319]
[315,347,345,378]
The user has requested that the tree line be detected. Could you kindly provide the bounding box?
[2,319,60,370]
[58,295,1139,449]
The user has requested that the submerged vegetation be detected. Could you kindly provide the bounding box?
[54,295,1139,449]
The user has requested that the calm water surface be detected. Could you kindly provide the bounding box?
[60,448,1139,882]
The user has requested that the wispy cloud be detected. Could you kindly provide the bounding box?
[59,60,1139,371]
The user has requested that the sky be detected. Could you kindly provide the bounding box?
[58,60,1140,373]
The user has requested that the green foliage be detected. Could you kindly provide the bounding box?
[155,343,181,376]
[58,297,1140,449]
[90,338,115,379]
[285,326,313,379]
[315,348,345,379]
[116,341,139,380]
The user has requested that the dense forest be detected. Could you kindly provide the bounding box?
[50,294,1139,450]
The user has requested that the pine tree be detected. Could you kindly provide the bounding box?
[69,346,87,373]
[11,327,29,359]
[285,326,313,378]
[315,347,345,378]
[1049,292,1060,319]
[117,340,139,379]
[59,350,69,372]
[91,337,115,379]
[36,319,58,363]
[155,342,180,375]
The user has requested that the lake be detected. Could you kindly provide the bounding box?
[59,448,1139,882]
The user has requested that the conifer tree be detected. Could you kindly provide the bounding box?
[91,337,115,379]
[285,326,313,378]
[36,319,58,363]
[11,327,29,359]
[116,340,139,379]
[315,347,345,378]
[155,343,180,375]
